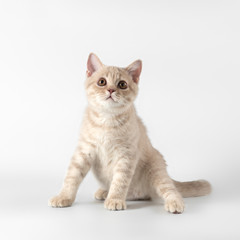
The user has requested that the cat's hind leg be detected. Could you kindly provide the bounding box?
[95,189,108,200]
[147,151,184,214]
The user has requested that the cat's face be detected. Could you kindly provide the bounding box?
[85,53,142,112]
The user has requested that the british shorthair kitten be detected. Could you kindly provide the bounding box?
[49,53,211,213]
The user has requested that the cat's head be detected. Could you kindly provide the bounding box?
[85,53,142,113]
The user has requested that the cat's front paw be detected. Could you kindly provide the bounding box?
[104,198,126,211]
[48,195,74,208]
[164,196,184,214]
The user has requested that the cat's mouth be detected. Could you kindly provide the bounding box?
[106,95,116,102]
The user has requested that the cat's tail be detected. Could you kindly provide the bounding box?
[173,179,211,198]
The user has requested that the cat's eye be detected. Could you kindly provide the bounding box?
[118,81,128,89]
[97,78,107,86]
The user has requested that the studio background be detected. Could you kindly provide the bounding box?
[0,0,239,239]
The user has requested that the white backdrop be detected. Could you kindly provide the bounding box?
[0,0,240,239]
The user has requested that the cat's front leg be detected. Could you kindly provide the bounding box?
[104,155,137,211]
[49,146,92,208]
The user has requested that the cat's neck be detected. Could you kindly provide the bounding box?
[86,104,136,128]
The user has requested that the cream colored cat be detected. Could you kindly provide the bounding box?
[49,53,211,213]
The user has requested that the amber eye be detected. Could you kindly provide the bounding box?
[118,80,128,89]
[97,78,107,86]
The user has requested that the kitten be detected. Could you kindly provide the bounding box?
[49,53,211,213]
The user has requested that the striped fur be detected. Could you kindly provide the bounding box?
[49,53,211,213]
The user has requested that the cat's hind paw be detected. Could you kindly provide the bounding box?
[95,189,108,200]
[48,195,74,208]
[104,198,126,211]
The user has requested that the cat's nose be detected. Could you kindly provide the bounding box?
[108,89,115,94]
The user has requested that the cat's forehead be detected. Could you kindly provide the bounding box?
[103,66,129,80]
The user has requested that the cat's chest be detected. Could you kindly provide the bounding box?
[88,122,138,186]
[96,130,123,162]
[91,131,123,184]
[83,113,139,161]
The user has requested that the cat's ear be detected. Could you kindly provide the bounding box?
[126,60,142,84]
[87,53,103,77]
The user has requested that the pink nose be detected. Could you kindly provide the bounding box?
[108,89,115,94]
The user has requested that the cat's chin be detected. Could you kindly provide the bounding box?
[88,98,130,113]
[103,99,120,107]
[99,100,129,113]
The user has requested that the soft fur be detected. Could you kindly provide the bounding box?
[49,53,211,213]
